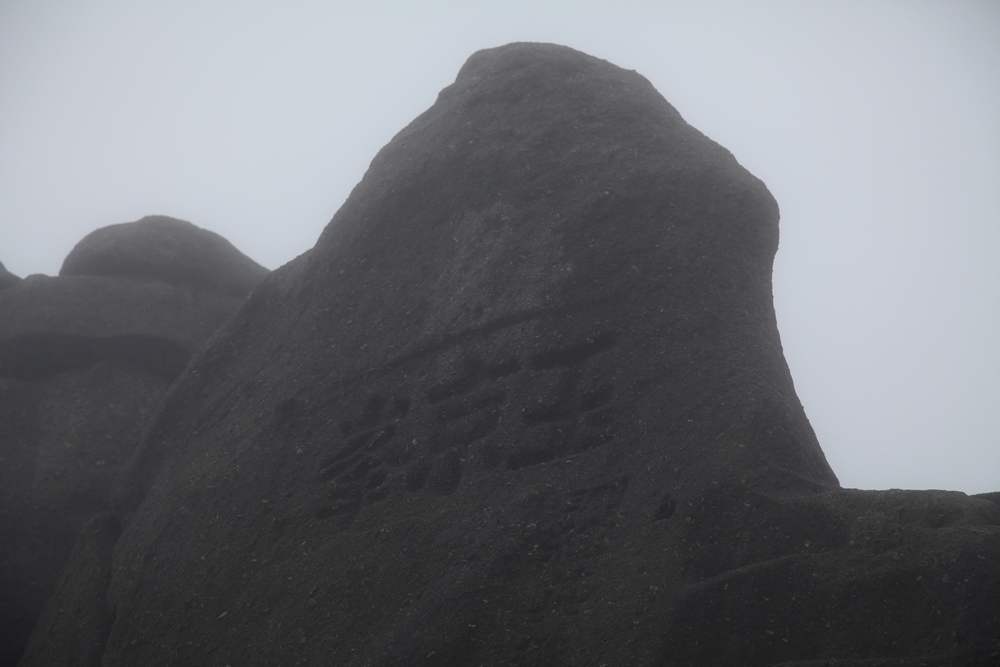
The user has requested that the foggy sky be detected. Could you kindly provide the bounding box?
[2,1,997,494]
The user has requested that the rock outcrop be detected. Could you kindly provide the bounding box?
[22,45,1000,666]
[0,217,265,665]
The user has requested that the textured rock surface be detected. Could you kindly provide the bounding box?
[0,220,265,665]
[60,215,267,297]
[0,262,19,290]
[25,44,1000,666]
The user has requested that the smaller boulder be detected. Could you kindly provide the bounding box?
[60,215,267,298]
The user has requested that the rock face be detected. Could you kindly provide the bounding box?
[0,218,265,666]
[24,44,1000,666]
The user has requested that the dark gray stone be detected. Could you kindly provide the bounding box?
[18,513,120,667]
[0,262,19,291]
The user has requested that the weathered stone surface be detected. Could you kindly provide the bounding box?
[25,44,1000,666]
[60,215,267,297]
[0,262,19,290]
[1,220,265,665]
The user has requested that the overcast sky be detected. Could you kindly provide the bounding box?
[2,1,997,494]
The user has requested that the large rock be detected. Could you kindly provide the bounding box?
[0,219,265,666]
[27,44,1000,665]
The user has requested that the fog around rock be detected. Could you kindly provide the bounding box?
[1,4,997,493]
[14,44,999,665]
